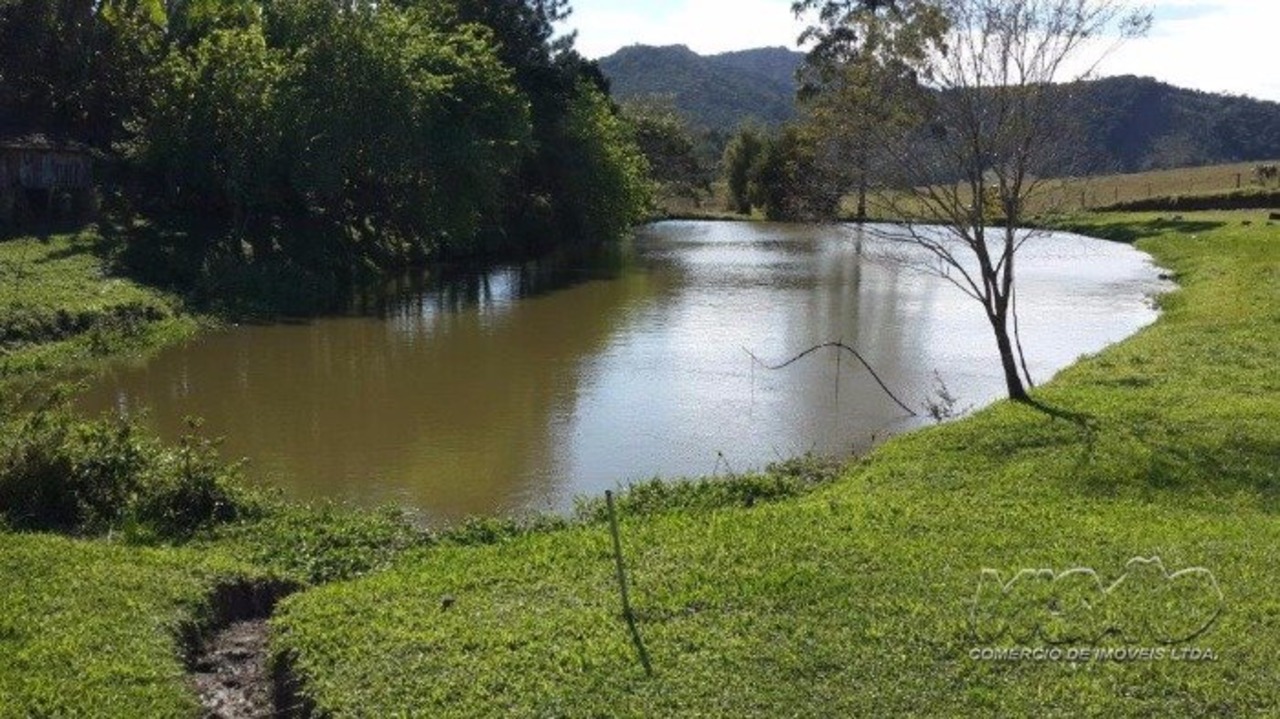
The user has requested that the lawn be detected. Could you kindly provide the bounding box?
[271,212,1280,716]
[0,227,196,386]
[0,534,270,719]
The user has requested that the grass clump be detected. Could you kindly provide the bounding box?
[206,502,428,585]
[271,212,1280,716]
[574,454,846,522]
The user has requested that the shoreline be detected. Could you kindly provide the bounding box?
[2,210,1278,715]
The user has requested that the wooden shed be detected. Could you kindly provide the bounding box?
[0,134,95,224]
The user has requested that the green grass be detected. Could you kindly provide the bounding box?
[271,211,1280,716]
[0,226,198,387]
[0,533,269,719]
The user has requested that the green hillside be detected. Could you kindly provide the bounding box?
[598,45,803,129]
[598,45,1280,175]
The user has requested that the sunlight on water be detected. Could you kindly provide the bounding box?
[76,221,1171,524]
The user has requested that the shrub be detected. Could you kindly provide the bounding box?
[127,424,255,542]
[0,399,257,541]
[0,408,81,531]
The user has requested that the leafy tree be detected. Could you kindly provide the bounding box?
[139,24,284,228]
[553,83,653,242]
[621,98,709,207]
[0,0,166,145]
[722,125,767,214]
[2,0,654,294]
[155,0,262,50]
[799,51,925,220]
[272,2,530,260]
[750,125,843,221]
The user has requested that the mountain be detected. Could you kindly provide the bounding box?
[598,45,804,130]
[1059,76,1280,173]
[598,45,1280,173]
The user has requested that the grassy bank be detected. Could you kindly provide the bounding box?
[270,212,1280,716]
[0,226,198,388]
[0,534,273,717]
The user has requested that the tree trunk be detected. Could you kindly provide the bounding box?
[989,311,1030,402]
[856,174,868,221]
[855,148,869,221]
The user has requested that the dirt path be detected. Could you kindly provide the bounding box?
[190,619,276,718]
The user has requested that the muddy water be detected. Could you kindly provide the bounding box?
[77,222,1169,523]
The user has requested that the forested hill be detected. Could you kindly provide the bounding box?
[1063,76,1280,173]
[598,45,804,129]
[599,44,1280,173]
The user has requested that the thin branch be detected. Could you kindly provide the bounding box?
[745,342,919,417]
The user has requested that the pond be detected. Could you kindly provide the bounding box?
[76,221,1170,524]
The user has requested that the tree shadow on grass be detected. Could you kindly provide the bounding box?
[1067,415,1280,513]
[1056,218,1226,244]
[1018,396,1099,429]
[0,217,95,244]
[1003,394,1280,512]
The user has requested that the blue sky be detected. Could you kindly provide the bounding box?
[567,0,1280,101]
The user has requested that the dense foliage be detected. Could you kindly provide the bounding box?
[0,400,253,540]
[620,99,712,208]
[0,0,651,286]
[722,123,843,221]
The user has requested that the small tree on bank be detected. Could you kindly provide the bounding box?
[794,0,1151,402]
[723,125,768,215]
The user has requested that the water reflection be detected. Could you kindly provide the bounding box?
[77,222,1169,523]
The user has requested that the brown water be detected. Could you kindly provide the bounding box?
[76,222,1169,524]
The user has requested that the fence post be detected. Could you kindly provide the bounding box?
[606,490,653,677]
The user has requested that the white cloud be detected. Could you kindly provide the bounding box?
[568,0,1280,101]
[1100,0,1280,100]
[569,0,800,59]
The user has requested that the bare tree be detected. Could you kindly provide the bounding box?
[795,0,1150,402]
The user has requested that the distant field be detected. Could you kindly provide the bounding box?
[1042,160,1280,211]
[854,160,1280,219]
[670,160,1280,221]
